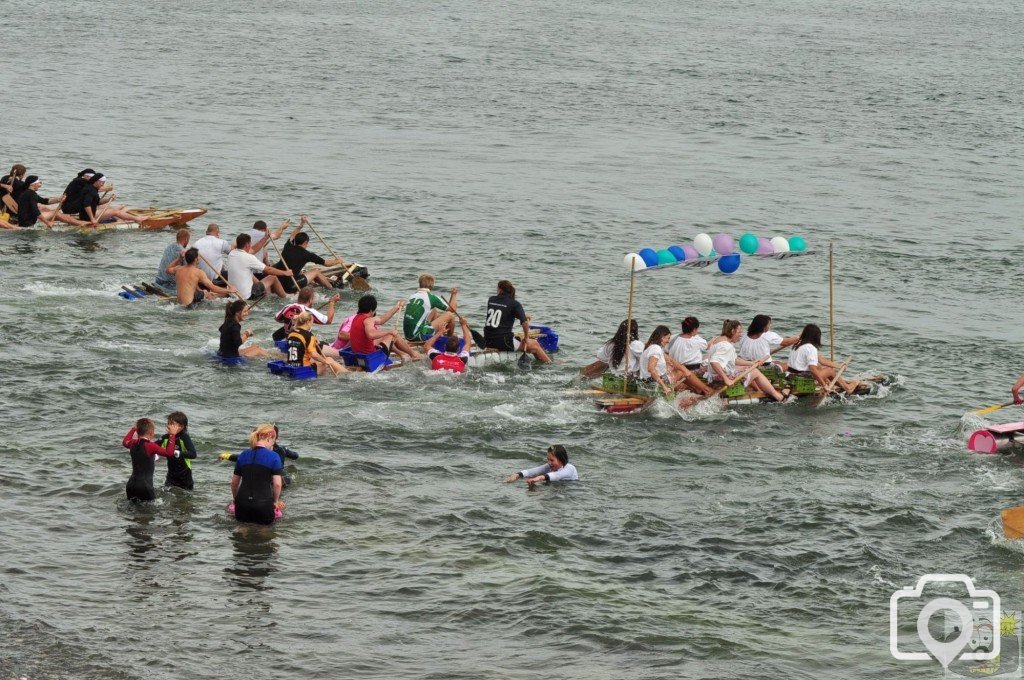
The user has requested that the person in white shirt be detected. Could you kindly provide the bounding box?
[194,224,232,280]
[788,323,860,394]
[667,317,715,396]
[706,320,790,402]
[224,233,294,300]
[582,319,643,379]
[505,445,578,486]
[640,325,702,397]
[737,314,797,370]
[247,218,290,266]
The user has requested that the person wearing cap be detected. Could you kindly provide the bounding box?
[504,446,579,486]
[15,176,69,228]
[76,173,145,226]
[60,168,95,214]
[271,218,342,293]
[194,223,233,281]
[224,232,293,300]
[174,247,236,308]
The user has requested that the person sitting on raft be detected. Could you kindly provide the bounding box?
[175,247,236,308]
[287,311,349,375]
[403,274,456,342]
[155,228,190,292]
[737,314,797,371]
[272,286,339,342]
[425,316,472,373]
[160,411,197,491]
[481,279,551,363]
[221,425,299,487]
[16,176,83,228]
[788,323,860,395]
[350,295,422,362]
[59,168,95,215]
[121,417,182,502]
[706,320,791,402]
[225,233,293,300]
[0,164,27,216]
[230,423,285,525]
[504,445,579,486]
[220,300,272,359]
[271,217,341,294]
[76,174,147,226]
[640,325,708,397]
[1013,374,1024,406]
[581,319,644,379]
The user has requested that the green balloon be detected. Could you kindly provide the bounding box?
[789,235,807,252]
[739,233,759,255]
[656,249,676,265]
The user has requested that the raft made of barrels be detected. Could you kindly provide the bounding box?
[968,422,1024,454]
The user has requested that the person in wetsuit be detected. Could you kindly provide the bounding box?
[230,423,285,524]
[221,426,299,487]
[159,411,197,490]
[121,417,182,502]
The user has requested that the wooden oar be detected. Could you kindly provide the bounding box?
[302,217,370,291]
[824,358,852,394]
[1001,506,1024,539]
[91,190,111,225]
[197,252,243,302]
[267,230,302,294]
[678,355,770,409]
[975,402,1016,416]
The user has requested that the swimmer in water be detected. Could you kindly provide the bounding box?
[121,417,183,502]
[229,423,285,525]
[504,445,579,486]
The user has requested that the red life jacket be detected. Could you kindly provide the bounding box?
[431,353,466,373]
[349,313,376,354]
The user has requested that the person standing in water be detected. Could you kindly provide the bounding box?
[121,417,182,502]
[160,411,197,491]
[230,423,285,525]
[505,445,579,486]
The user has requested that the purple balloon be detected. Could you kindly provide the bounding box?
[681,244,699,260]
[712,233,735,256]
[756,237,774,255]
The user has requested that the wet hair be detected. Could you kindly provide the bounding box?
[357,295,378,314]
[297,287,314,305]
[645,325,672,349]
[795,323,822,349]
[184,247,199,265]
[720,319,741,338]
[294,232,310,246]
[248,423,277,448]
[747,314,771,337]
[7,164,26,179]
[445,336,460,353]
[293,311,313,327]
[235,233,251,250]
[607,319,639,368]
[136,418,155,438]
[175,227,190,244]
[252,220,267,230]
[497,280,516,298]
[167,411,189,430]
[548,445,568,465]
[225,299,246,321]
[418,273,435,289]
[681,316,700,334]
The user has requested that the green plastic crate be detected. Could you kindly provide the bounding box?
[722,382,747,398]
[787,374,818,395]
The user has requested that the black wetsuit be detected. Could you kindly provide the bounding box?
[161,431,197,490]
[232,447,283,524]
[122,429,177,502]
[219,320,243,358]
[482,293,527,351]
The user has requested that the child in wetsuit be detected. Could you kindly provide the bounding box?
[160,411,197,490]
[121,418,182,502]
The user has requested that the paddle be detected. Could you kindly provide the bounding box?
[267,226,302,294]
[301,216,371,291]
[1001,506,1024,539]
[197,252,244,303]
[975,402,1016,417]
[824,357,852,394]
[91,189,111,226]
[678,355,770,409]
[517,323,532,370]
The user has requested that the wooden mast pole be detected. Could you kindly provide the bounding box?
[829,241,835,361]
[623,259,637,394]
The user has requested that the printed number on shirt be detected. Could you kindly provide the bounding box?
[486,309,502,329]
[288,346,299,362]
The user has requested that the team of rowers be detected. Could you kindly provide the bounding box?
[586,314,861,399]
[148,217,552,374]
[0,165,149,228]
[123,414,577,524]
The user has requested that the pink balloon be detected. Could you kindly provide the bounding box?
[756,237,774,255]
[712,233,735,255]
[681,244,699,260]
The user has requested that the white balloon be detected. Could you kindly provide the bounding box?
[770,236,791,253]
[694,233,713,257]
[623,252,647,271]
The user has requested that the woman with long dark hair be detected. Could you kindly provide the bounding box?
[788,324,860,394]
[583,319,643,378]
[737,314,797,369]
[706,320,790,402]
[639,325,700,396]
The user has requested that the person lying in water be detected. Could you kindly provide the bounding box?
[505,445,578,486]
[788,323,860,395]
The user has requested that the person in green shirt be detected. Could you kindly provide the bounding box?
[403,274,457,341]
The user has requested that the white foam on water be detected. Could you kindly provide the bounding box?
[23,282,111,298]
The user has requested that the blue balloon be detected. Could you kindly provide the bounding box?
[639,248,659,267]
[668,245,686,261]
[717,253,741,274]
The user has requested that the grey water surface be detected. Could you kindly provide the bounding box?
[2,0,1023,678]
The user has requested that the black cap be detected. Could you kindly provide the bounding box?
[24,175,39,185]
[78,168,95,178]
[90,173,105,184]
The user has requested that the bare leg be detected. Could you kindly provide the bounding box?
[684,373,714,396]
[428,310,455,336]
[389,332,423,360]
[749,371,785,401]
[305,269,334,289]
[526,338,551,363]
[240,344,272,358]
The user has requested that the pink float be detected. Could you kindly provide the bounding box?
[967,422,1024,454]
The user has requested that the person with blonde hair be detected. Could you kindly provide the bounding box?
[229,423,284,525]
[286,311,348,375]
[403,273,456,341]
[706,319,791,402]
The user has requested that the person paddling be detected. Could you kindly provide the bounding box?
[350,295,422,362]
[286,312,348,375]
[0,164,27,215]
[738,314,797,371]
[788,323,860,395]
[1013,375,1024,406]
[706,320,790,402]
[229,423,285,525]
[666,317,714,396]
[481,279,551,363]
[77,174,146,225]
[271,217,341,293]
[60,168,95,215]
[272,286,338,342]
[121,417,182,502]
[504,445,579,486]
[584,319,643,378]
[155,228,191,292]
[225,233,293,300]
[403,274,456,342]
[15,176,76,228]
[174,247,236,308]
[425,316,472,373]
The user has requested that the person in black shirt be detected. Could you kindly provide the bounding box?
[15,176,66,228]
[77,173,147,226]
[482,279,552,363]
[219,300,272,358]
[271,221,341,293]
[160,411,198,490]
[0,163,27,215]
[60,168,95,214]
